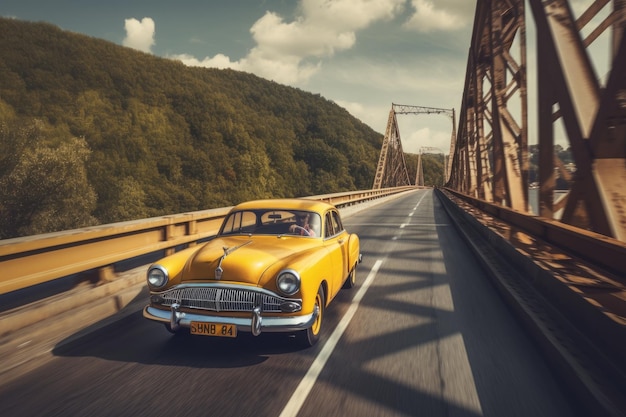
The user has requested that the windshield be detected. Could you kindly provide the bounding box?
[220,209,321,237]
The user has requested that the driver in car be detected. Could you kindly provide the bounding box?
[289,213,316,236]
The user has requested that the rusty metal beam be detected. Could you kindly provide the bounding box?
[445,109,457,184]
[529,0,626,240]
[589,27,626,240]
[374,104,454,189]
[372,107,411,189]
[490,0,528,210]
[450,0,527,211]
[450,0,625,241]
[416,154,424,186]
[372,109,395,189]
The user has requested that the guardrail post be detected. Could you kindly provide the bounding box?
[187,220,198,247]
[97,265,116,284]
[164,224,175,256]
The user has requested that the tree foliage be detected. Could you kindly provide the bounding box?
[0,119,98,238]
[405,153,445,186]
[0,18,383,238]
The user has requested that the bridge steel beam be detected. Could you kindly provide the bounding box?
[529,0,626,240]
[372,108,412,189]
[374,103,454,189]
[451,0,626,241]
[450,0,528,212]
[415,153,424,186]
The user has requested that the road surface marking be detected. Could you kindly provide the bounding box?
[278,259,384,417]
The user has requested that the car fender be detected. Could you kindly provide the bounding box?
[149,245,203,290]
[259,246,332,313]
[347,233,361,269]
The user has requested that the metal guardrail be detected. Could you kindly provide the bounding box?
[0,187,415,295]
[444,188,626,280]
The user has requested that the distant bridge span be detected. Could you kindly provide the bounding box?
[373,0,626,242]
[372,104,455,189]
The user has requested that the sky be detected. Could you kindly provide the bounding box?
[0,0,604,153]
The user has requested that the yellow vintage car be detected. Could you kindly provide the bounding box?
[143,198,362,346]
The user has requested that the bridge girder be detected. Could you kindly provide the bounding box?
[373,104,455,189]
[372,108,411,189]
[448,0,626,241]
[449,0,528,211]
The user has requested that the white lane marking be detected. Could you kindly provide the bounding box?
[415,191,428,208]
[278,259,384,417]
[409,191,428,215]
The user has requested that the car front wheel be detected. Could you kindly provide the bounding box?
[297,286,325,347]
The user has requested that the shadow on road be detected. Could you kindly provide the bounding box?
[51,290,315,369]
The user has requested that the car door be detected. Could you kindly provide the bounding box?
[323,210,348,299]
[332,210,350,280]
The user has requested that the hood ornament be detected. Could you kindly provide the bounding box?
[214,241,252,280]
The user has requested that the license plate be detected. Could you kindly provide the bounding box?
[190,322,237,338]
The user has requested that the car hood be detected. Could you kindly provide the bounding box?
[182,236,318,286]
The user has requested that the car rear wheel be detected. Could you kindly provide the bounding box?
[342,264,357,289]
[297,286,325,347]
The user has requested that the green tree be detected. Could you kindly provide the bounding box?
[0,18,386,235]
[0,121,98,238]
[101,176,148,223]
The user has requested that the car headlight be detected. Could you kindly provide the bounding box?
[276,269,300,296]
[147,265,169,288]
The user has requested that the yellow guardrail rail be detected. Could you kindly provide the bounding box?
[0,187,416,295]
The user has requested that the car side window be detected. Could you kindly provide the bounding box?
[331,211,343,233]
[324,211,343,238]
[325,213,335,238]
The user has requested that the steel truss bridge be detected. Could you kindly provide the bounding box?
[373,0,626,243]
[372,104,456,189]
[1,1,626,415]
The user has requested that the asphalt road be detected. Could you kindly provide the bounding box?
[0,189,581,417]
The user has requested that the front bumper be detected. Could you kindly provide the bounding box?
[143,304,319,336]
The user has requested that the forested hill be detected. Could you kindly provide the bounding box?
[0,18,383,239]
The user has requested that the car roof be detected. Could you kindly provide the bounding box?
[230,198,336,213]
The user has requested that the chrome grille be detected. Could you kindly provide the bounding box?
[159,285,293,313]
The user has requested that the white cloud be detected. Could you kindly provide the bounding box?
[334,99,366,117]
[334,99,383,129]
[172,53,242,70]
[123,17,155,53]
[156,0,470,143]
[169,0,405,84]
[403,0,472,32]
[406,126,454,155]
[341,61,459,94]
